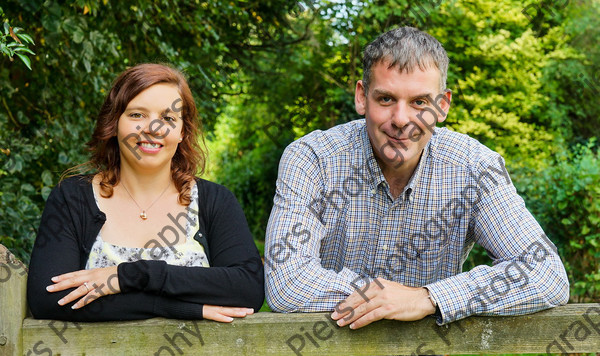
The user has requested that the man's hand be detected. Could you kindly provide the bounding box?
[46,266,120,309]
[330,278,436,329]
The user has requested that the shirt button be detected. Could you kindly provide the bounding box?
[371,188,376,194]
[382,245,388,250]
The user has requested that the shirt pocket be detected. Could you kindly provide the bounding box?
[394,234,446,286]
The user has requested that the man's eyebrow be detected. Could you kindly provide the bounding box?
[410,93,435,100]
[371,89,435,100]
[371,89,394,96]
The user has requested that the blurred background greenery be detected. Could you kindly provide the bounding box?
[1,0,598,303]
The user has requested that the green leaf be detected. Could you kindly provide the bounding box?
[16,33,35,45]
[13,47,35,55]
[41,170,53,186]
[41,186,52,201]
[15,53,31,70]
[21,183,34,192]
[83,58,91,72]
[3,22,9,35]
[73,29,84,43]
[58,152,69,164]
[561,218,571,225]
[581,225,591,235]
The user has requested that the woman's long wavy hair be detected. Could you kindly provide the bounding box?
[80,63,206,205]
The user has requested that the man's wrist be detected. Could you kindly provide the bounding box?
[422,287,437,315]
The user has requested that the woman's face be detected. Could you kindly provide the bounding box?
[117,83,184,175]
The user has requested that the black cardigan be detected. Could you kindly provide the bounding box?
[27,175,264,321]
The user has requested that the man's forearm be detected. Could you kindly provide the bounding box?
[425,248,569,325]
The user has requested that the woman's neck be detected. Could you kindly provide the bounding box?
[118,165,174,198]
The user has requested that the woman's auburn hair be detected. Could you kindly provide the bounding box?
[86,63,206,205]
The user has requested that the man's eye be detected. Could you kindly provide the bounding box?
[414,99,427,106]
[379,97,393,104]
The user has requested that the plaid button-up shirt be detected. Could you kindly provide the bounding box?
[265,119,569,325]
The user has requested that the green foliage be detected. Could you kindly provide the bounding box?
[209,0,600,303]
[0,6,36,70]
[514,140,600,301]
[0,0,308,262]
[1,0,598,304]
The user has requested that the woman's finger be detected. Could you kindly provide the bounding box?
[47,276,87,292]
[217,307,254,317]
[203,306,234,322]
[57,283,90,306]
[51,269,87,283]
[202,305,254,322]
[72,290,100,309]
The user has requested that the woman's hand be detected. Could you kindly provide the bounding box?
[46,266,121,309]
[202,305,254,322]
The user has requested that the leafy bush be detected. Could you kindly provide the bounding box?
[514,139,600,302]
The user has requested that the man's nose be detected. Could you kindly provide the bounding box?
[391,102,411,129]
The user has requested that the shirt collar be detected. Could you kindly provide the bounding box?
[404,137,432,198]
[358,122,387,190]
[358,120,437,199]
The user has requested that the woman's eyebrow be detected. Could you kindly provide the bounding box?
[161,108,182,117]
[124,106,147,112]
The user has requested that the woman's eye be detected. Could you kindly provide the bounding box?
[129,112,143,119]
[163,116,175,122]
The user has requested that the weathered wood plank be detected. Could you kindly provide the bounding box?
[0,244,28,356]
[21,304,600,355]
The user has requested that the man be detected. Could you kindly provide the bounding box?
[264,26,569,328]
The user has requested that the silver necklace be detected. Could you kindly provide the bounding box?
[120,181,171,220]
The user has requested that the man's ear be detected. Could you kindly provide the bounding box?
[355,80,367,116]
[435,89,452,123]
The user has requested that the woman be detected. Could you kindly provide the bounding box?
[27,63,264,322]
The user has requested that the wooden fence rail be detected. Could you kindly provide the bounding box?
[2,243,599,355]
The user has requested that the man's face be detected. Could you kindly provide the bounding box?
[355,61,451,174]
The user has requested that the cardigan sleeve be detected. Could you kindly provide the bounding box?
[27,179,204,321]
[117,180,265,311]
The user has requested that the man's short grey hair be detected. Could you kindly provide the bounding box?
[362,26,449,93]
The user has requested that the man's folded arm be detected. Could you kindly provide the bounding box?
[264,140,366,312]
[425,157,569,325]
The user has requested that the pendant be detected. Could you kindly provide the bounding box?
[140,211,147,220]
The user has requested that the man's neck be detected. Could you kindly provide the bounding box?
[376,149,424,199]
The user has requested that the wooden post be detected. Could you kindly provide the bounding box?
[20,305,600,355]
[0,244,28,356]
[4,241,600,355]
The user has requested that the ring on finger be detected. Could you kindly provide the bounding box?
[83,282,90,292]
